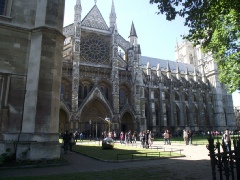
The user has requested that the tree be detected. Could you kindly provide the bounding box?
[149,0,240,93]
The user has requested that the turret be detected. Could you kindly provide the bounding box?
[129,22,138,47]
[176,63,180,80]
[167,61,171,79]
[193,67,198,82]
[185,67,189,81]
[157,63,161,77]
[146,62,151,77]
[74,0,82,27]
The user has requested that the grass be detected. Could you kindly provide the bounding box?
[2,140,207,180]
[72,143,183,161]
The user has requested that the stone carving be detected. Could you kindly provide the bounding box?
[75,40,80,52]
[81,6,109,31]
[114,47,118,57]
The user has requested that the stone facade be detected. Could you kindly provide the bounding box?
[60,1,235,137]
[0,0,65,160]
[0,0,236,161]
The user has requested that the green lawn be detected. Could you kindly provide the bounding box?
[72,143,183,161]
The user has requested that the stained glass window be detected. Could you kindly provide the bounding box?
[81,35,110,64]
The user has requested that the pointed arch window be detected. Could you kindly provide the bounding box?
[78,84,82,99]
[184,93,189,101]
[84,85,88,98]
[105,87,109,100]
[119,89,125,105]
[0,73,10,109]
[61,84,65,99]
[89,85,93,92]
[175,92,179,101]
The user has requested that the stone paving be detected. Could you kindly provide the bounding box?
[0,141,216,179]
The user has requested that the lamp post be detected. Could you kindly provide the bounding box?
[99,117,111,135]
[105,117,110,133]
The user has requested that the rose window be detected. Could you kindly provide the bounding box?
[81,35,110,64]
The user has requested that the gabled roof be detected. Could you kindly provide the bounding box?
[81,5,109,31]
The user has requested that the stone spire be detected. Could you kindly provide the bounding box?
[129,21,138,47]
[74,0,82,27]
[109,0,117,32]
[176,63,180,79]
[167,61,171,79]
[185,67,189,81]
[129,21,138,38]
[193,66,198,81]
[157,63,162,77]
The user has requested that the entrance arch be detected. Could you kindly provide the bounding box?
[121,112,134,133]
[79,99,111,138]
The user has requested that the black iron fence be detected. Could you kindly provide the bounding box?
[206,133,240,180]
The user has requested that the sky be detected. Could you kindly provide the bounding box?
[63,0,240,107]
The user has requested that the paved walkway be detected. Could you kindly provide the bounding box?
[0,141,216,179]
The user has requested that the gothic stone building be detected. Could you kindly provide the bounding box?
[0,0,236,160]
[60,0,235,137]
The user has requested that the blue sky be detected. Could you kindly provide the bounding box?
[63,0,240,107]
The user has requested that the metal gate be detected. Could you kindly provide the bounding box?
[206,133,240,180]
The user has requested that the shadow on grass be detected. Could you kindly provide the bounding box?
[72,144,183,161]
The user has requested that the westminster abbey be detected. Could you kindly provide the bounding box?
[59,0,235,136]
[0,0,236,160]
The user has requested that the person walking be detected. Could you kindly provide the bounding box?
[145,130,150,148]
[188,130,193,145]
[63,131,71,154]
[164,130,169,145]
[167,130,171,145]
[69,133,75,153]
[183,129,189,145]
[222,128,231,152]
[120,131,124,144]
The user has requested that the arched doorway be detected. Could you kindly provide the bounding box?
[121,112,133,133]
[80,99,110,138]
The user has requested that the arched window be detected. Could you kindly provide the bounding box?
[184,93,188,101]
[106,87,109,100]
[175,92,179,101]
[193,94,197,102]
[90,85,93,92]
[61,84,65,98]
[84,85,88,98]
[119,89,125,105]
[78,84,82,99]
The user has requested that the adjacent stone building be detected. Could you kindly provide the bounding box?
[59,0,236,137]
[0,0,65,160]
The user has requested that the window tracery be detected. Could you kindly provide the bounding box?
[81,35,110,64]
